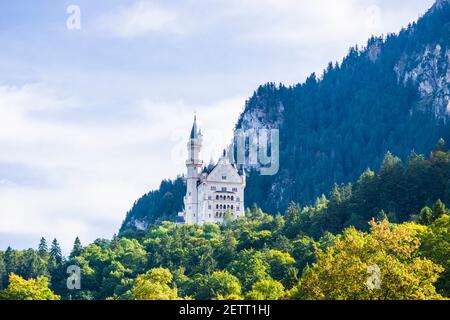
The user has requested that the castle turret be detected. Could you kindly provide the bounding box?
[184,115,203,224]
[179,115,246,226]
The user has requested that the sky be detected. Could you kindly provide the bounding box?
[0,0,436,253]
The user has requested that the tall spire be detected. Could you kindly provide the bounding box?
[190,114,198,139]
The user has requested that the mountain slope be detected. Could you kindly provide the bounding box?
[120,0,450,232]
[119,177,185,235]
[239,0,450,213]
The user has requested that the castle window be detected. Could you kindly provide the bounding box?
[231,205,234,210]
[237,207,240,211]
[216,195,219,200]
[231,196,234,201]
[208,196,212,200]
[220,195,223,200]
[188,192,191,196]
[232,188,238,192]
[222,176,227,180]
[227,196,230,200]
[236,197,240,202]
[208,205,212,209]
[211,186,216,191]
[216,204,219,209]
[222,187,227,192]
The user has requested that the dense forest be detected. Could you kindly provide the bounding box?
[120,0,450,231]
[1,145,449,300]
[2,0,450,301]
[240,0,450,213]
[120,178,186,233]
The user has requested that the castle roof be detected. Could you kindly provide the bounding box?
[201,150,244,182]
[190,115,199,139]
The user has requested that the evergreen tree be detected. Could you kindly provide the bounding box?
[421,214,450,296]
[38,238,48,259]
[49,239,62,266]
[198,247,217,276]
[432,199,448,221]
[416,206,434,225]
[70,237,83,258]
[215,230,237,269]
[283,203,302,238]
[0,253,6,289]
[4,247,17,280]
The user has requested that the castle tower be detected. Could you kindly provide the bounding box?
[184,115,203,224]
[178,114,245,226]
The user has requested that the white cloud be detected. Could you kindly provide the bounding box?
[0,83,243,253]
[222,0,421,46]
[96,1,183,38]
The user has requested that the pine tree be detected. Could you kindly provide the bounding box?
[38,238,48,259]
[3,247,16,281]
[432,199,448,220]
[47,239,66,295]
[417,206,434,225]
[379,152,405,221]
[69,237,82,258]
[0,255,6,289]
[49,239,62,266]
[198,247,217,276]
[284,203,302,238]
[111,234,119,250]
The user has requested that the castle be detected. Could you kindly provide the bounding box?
[178,116,246,225]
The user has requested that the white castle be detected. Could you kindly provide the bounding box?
[178,116,246,225]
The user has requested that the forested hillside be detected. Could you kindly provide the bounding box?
[240,0,450,213]
[2,0,450,302]
[284,139,450,238]
[1,146,450,300]
[120,0,450,232]
[120,178,185,235]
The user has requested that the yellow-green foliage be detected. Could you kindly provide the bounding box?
[294,220,444,300]
[246,279,285,300]
[420,215,450,295]
[132,268,179,300]
[0,274,60,300]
